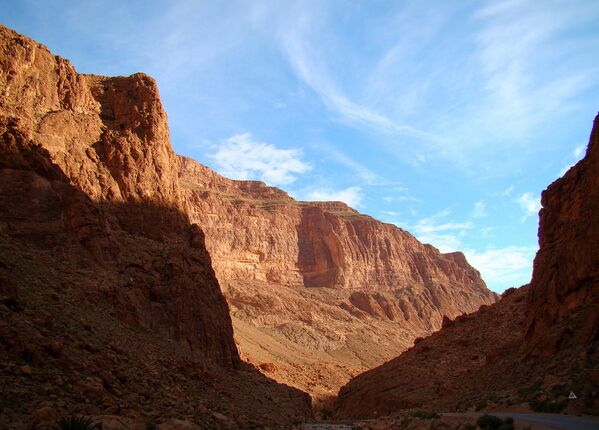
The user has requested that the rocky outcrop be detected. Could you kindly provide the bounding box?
[0,24,311,427]
[336,287,529,418]
[526,114,599,354]
[180,155,498,400]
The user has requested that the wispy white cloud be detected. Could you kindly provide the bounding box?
[480,226,497,239]
[382,187,422,204]
[559,143,587,177]
[304,186,363,207]
[517,192,541,222]
[209,133,310,186]
[500,185,515,197]
[312,141,383,185]
[469,0,598,140]
[277,5,432,140]
[472,201,486,218]
[574,145,585,159]
[404,205,537,291]
[465,245,538,291]
[410,210,473,252]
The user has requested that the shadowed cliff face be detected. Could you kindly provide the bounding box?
[0,120,237,363]
[0,25,237,364]
[179,154,498,400]
[335,115,599,419]
[336,287,530,418]
[0,25,312,427]
[526,114,599,354]
[297,206,346,288]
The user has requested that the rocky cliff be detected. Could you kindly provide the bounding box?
[0,24,311,428]
[181,156,488,294]
[0,24,236,364]
[180,155,498,401]
[526,114,599,354]
[335,115,599,419]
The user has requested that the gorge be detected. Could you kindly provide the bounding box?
[1,23,598,430]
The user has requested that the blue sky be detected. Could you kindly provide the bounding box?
[3,0,598,292]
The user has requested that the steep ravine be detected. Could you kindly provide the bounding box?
[0,22,506,428]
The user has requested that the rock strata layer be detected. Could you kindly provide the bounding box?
[180,155,498,400]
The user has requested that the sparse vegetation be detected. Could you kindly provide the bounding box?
[529,398,567,413]
[476,414,513,430]
[517,379,542,399]
[474,399,488,411]
[144,417,157,430]
[413,411,441,419]
[52,416,101,430]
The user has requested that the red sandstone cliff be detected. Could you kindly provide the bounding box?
[335,115,599,419]
[180,155,498,401]
[0,24,236,364]
[526,114,599,354]
[0,25,311,428]
[180,156,489,295]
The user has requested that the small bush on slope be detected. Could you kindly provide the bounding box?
[52,416,101,430]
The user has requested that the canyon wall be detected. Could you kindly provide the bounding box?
[336,287,529,418]
[0,24,237,364]
[335,115,599,418]
[0,25,311,427]
[181,156,489,295]
[526,114,599,353]
[180,155,498,400]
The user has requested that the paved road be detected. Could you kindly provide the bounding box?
[296,413,599,430]
[296,425,355,430]
[443,412,599,430]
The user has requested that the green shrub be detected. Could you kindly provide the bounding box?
[518,379,542,399]
[529,399,566,413]
[144,417,157,430]
[476,414,503,430]
[475,400,488,411]
[498,421,515,430]
[53,416,100,430]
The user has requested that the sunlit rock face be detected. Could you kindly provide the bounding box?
[180,155,498,399]
[0,24,238,363]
